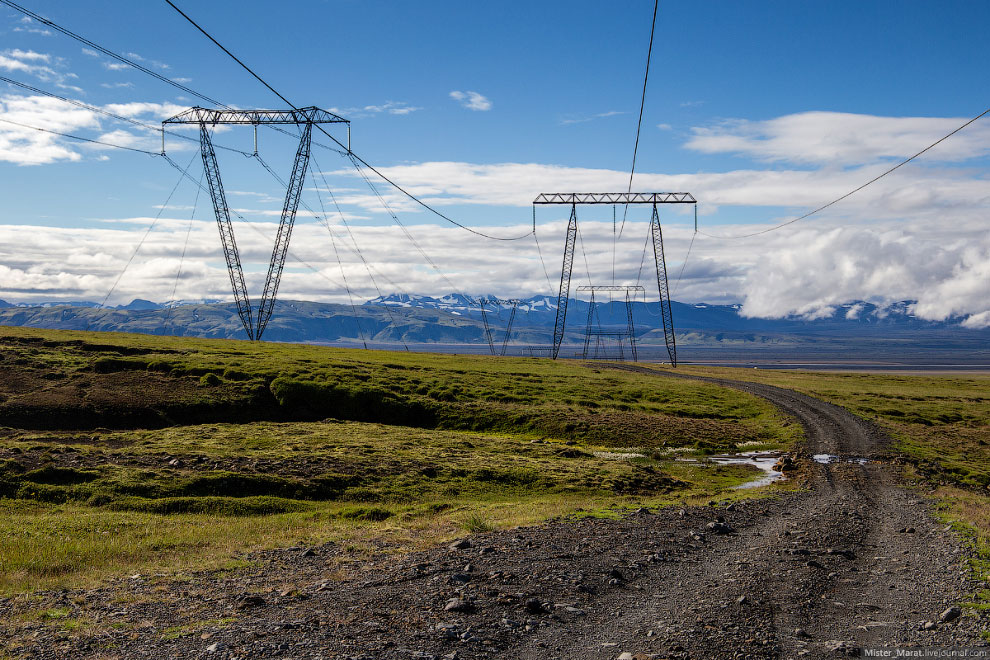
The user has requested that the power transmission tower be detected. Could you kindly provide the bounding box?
[478,297,521,356]
[577,285,644,361]
[533,193,696,365]
[162,106,348,340]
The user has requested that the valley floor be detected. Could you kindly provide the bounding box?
[2,371,987,659]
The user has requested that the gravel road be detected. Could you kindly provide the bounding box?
[2,370,986,659]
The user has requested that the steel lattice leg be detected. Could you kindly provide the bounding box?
[255,122,313,340]
[650,204,677,366]
[551,204,578,360]
[200,124,255,340]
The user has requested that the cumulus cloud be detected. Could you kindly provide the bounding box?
[449,90,491,111]
[102,101,187,119]
[0,94,100,165]
[0,49,76,87]
[687,111,990,165]
[2,103,987,327]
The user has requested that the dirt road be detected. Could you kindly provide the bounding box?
[2,372,986,659]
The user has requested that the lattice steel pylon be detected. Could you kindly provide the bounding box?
[163,106,348,340]
[534,193,694,365]
[578,286,643,362]
[478,298,521,357]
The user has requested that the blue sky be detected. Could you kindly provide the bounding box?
[1,0,989,327]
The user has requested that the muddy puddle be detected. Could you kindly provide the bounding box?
[678,452,786,490]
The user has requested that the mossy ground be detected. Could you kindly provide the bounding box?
[0,328,799,594]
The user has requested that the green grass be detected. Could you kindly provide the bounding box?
[0,328,806,594]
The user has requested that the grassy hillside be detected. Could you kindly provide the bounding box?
[0,327,799,593]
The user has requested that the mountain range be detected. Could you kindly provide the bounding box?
[0,294,986,366]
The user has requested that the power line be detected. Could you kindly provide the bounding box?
[617,0,659,241]
[0,0,228,108]
[0,116,162,156]
[92,151,199,316]
[0,75,255,157]
[163,167,205,334]
[163,0,534,242]
[698,106,990,240]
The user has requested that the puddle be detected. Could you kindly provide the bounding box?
[678,452,786,490]
[813,454,870,465]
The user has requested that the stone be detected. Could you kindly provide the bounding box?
[735,594,749,605]
[922,621,937,631]
[444,598,473,613]
[524,598,546,614]
[939,606,962,623]
[449,539,472,550]
[301,548,317,557]
[826,640,860,656]
[206,643,225,653]
[235,595,266,609]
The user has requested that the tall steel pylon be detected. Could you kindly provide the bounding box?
[478,297,521,356]
[577,285,644,362]
[533,193,695,365]
[163,106,348,340]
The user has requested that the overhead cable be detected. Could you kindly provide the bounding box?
[0,0,228,108]
[0,75,254,157]
[617,0,660,240]
[0,117,161,156]
[698,106,990,240]
[163,0,534,242]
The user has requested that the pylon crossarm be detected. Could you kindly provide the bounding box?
[255,122,313,340]
[533,192,695,205]
[164,106,348,125]
[200,124,255,340]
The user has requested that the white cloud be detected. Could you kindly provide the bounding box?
[687,111,990,165]
[3,49,49,62]
[0,94,100,165]
[560,110,625,125]
[329,101,421,118]
[0,49,75,86]
[12,18,52,37]
[449,90,491,111]
[103,62,131,71]
[103,101,187,120]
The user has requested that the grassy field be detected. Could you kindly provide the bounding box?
[0,327,799,593]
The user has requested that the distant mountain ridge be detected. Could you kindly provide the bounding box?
[0,294,984,350]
